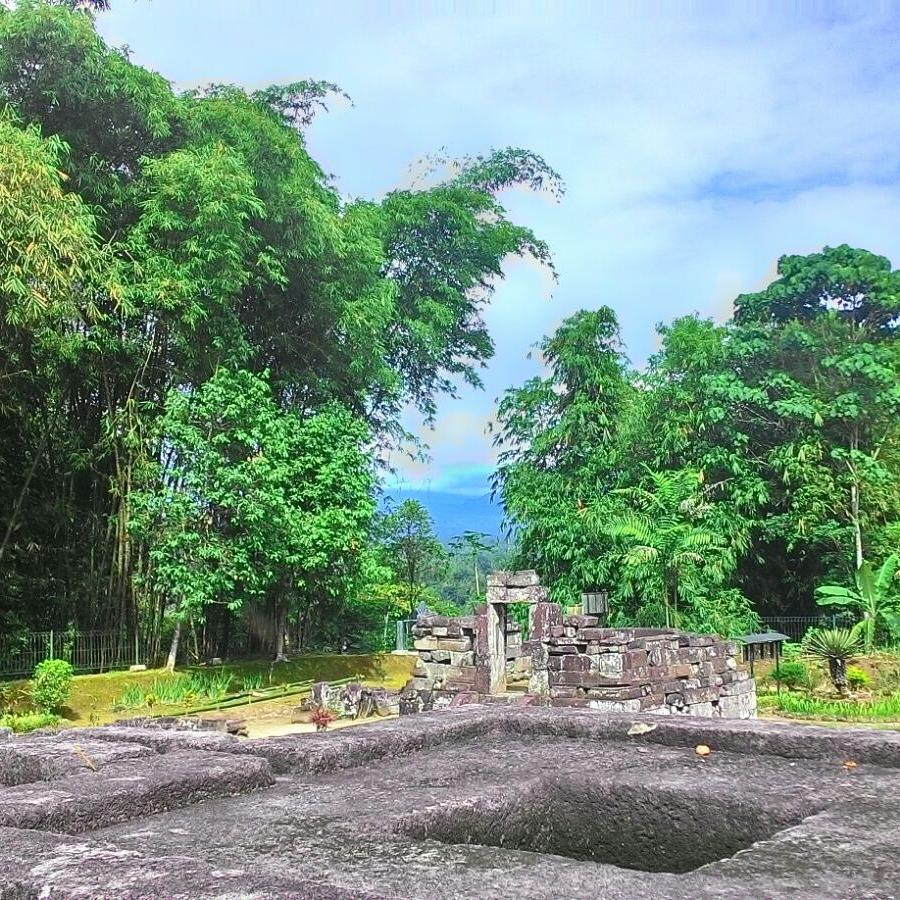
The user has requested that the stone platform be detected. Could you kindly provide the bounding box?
[1,708,899,897]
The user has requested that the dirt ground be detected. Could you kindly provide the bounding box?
[202,694,399,738]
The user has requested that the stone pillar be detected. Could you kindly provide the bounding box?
[486,601,506,694]
[526,639,550,696]
[530,601,562,641]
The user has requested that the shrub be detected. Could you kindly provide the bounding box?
[0,711,60,733]
[771,660,810,691]
[30,659,74,712]
[846,665,871,690]
[803,628,862,695]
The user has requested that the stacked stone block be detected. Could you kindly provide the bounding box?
[542,620,756,718]
[408,614,479,694]
[403,570,757,719]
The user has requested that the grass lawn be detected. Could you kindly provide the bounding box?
[0,652,417,727]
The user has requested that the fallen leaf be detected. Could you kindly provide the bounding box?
[843,760,858,770]
[627,722,657,736]
[695,744,711,757]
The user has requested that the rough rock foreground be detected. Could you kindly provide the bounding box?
[1,708,899,898]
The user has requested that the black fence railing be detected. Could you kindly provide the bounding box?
[759,613,856,642]
[0,630,140,679]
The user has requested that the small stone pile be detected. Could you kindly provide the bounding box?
[538,619,756,717]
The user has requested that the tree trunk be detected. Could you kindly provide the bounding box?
[849,425,864,570]
[829,657,849,696]
[274,606,287,662]
[166,619,181,672]
[850,481,864,571]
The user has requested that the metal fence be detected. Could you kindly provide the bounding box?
[0,630,139,679]
[759,614,856,642]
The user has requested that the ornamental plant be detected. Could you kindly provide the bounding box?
[30,659,74,713]
[803,628,862,696]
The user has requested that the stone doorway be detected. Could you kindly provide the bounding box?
[478,571,549,695]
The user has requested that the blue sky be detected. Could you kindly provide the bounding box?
[98,0,900,500]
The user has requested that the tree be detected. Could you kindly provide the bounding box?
[132,369,375,662]
[376,500,447,614]
[493,307,632,604]
[816,556,900,650]
[732,246,900,573]
[448,531,493,598]
[0,1,556,652]
[598,468,755,634]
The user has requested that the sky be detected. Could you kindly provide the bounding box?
[97,0,900,501]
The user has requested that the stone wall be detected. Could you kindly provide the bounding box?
[408,614,478,695]
[538,620,756,718]
[403,571,757,719]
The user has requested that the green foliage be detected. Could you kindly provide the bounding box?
[374,501,447,614]
[115,671,236,710]
[0,1,555,657]
[803,628,863,694]
[30,658,74,712]
[846,665,871,690]
[0,710,60,733]
[493,245,900,637]
[764,691,900,721]
[770,660,811,691]
[133,369,375,646]
[816,556,900,650]
[600,468,756,635]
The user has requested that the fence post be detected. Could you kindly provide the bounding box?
[48,629,54,661]
[395,620,405,653]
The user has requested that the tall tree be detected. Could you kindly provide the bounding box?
[493,307,633,604]
[132,369,374,662]
[376,500,447,613]
[0,1,557,651]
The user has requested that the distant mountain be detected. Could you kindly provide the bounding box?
[383,488,505,542]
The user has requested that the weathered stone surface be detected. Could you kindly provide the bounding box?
[0,825,378,899]
[60,725,245,755]
[0,737,156,786]
[414,637,471,653]
[0,750,273,833]
[487,569,540,588]
[25,709,885,896]
[530,601,563,640]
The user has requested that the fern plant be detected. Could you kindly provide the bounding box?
[599,467,746,630]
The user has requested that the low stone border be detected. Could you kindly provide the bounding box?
[0,750,273,834]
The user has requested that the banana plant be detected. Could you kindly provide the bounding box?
[815,555,900,651]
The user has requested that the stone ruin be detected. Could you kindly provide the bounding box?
[1,707,899,897]
[291,680,400,723]
[403,569,756,718]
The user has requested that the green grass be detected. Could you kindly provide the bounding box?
[114,671,237,710]
[0,652,417,727]
[0,711,60,733]
[760,691,900,722]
